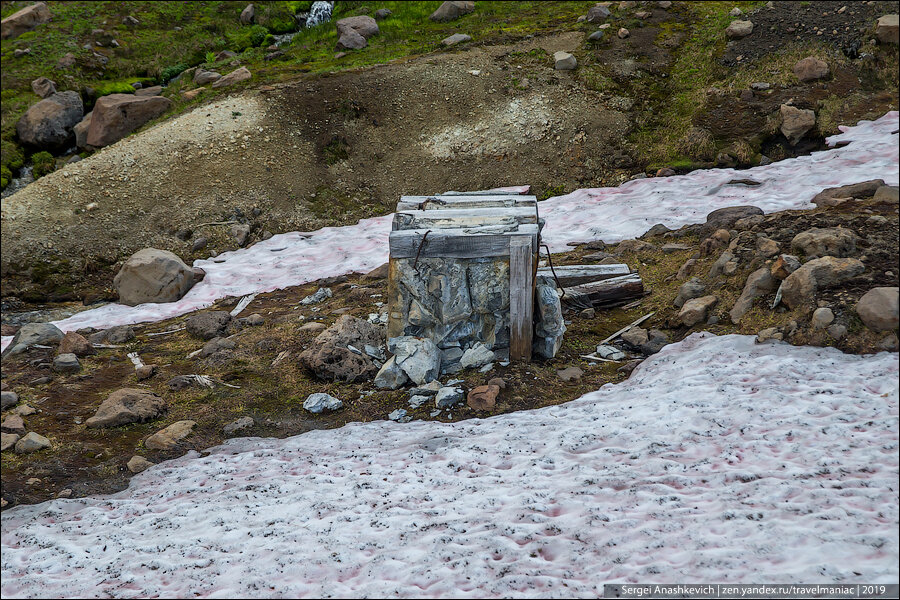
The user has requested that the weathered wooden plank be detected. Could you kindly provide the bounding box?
[393,206,538,231]
[442,190,531,196]
[509,236,534,362]
[389,226,539,258]
[536,264,630,287]
[562,273,644,307]
[397,195,537,211]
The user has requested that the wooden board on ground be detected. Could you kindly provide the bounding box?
[537,264,630,287]
[397,195,538,211]
[562,273,644,307]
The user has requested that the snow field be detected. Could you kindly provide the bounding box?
[2,333,897,597]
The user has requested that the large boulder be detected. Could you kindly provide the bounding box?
[856,287,899,332]
[299,315,383,382]
[336,16,379,50]
[430,1,475,22]
[704,205,763,231]
[811,179,885,207]
[85,388,166,428]
[211,66,251,89]
[780,257,865,310]
[1,323,64,359]
[780,104,816,145]
[791,227,857,258]
[875,14,899,44]
[1,2,52,40]
[113,248,197,306]
[792,57,830,82]
[15,91,84,150]
[86,93,173,147]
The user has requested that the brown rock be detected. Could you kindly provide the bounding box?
[811,180,884,207]
[429,1,475,22]
[679,295,719,327]
[676,258,697,280]
[1,414,26,435]
[756,237,780,257]
[135,365,157,380]
[1,2,52,40]
[57,331,95,357]
[725,20,753,39]
[875,14,899,44]
[705,206,763,231]
[145,420,196,450]
[299,321,327,333]
[1,432,20,452]
[211,66,252,89]
[467,384,500,411]
[780,104,816,145]
[336,15,379,38]
[134,85,163,97]
[487,377,507,389]
[792,57,830,82]
[30,76,57,98]
[730,267,777,323]
[73,111,92,149]
[114,248,196,306]
[557,366,583,382]
[185,311,232,340]
[240,3,255,25]
[363,263,389,280]
[791,228,857,258]
[781,257,866,310]
[86,94,173,147]
[771,254,801,279]
[181,88,205,100]
[85,388,166,428]
[298,315,383,382]
[614,239,655,254]
[856,287,899,332]
[874,185,899,204]
[127,455,154,473]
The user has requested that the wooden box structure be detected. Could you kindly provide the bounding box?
[387,191,543,364]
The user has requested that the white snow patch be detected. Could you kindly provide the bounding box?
[1,111,897,350]
[2,334,897,597]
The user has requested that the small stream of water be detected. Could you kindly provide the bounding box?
[272,1,334,46]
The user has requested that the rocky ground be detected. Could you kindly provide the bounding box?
[1,180,897,508]
[1,0,898,510]
[1,1,898,302]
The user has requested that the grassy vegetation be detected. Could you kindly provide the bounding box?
[627,1,768,165]
[0,1,597,188]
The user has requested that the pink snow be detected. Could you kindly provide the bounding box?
[1,334,897,598]
[2,111,897,350]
